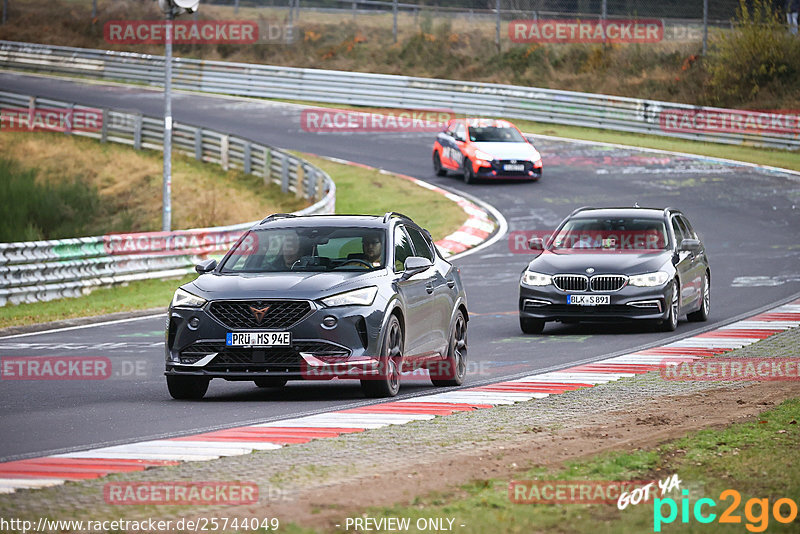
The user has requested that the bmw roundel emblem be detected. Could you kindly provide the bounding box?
[586,267,595,274]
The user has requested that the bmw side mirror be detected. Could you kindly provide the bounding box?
[528,237,544,250]
[195,258,217,274]
[401,256,432,280]
[679,239,701,253]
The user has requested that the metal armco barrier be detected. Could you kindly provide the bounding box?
[0,90,335,307]
[1,40,797,150]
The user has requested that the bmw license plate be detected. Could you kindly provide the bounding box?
[503,164,525,171]
[226,332,291,347]
[567,295,610,306]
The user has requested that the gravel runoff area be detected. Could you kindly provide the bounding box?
[1,326,798,531]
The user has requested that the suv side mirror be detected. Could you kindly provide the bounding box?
[528,237,544,250]
[679,238,701,253]
[195,258,217,274]
[453,132,465,142]
[401,256,432,280]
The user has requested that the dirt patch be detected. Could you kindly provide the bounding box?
[229,381,800,530]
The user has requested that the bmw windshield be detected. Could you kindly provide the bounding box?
[549,217,669,251]
[220,227,386,272]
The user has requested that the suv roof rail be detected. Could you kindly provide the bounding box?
[260,213,298,224]
[383,212,413,224]
[568,206,596,217]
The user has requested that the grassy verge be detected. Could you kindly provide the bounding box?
[299,153,466,241]
[0,148,467,329]
[280,100,800,173]
[0,275,195,329]
[357,398,800,533]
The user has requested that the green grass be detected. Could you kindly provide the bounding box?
[355,399,800,533]
[0,275,195,329]
[0,152,467,329]
[300,153,466,242]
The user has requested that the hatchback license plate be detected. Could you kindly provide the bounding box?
[226,332,291,347]
[567,295,610,306]
[503,164,525,171]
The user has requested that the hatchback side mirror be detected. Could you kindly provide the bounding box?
[401,256,433,280]
[195,258,217,274]
[679,238,701,253]
[528,237,544,250]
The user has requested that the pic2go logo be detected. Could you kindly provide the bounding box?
[653,489,799,532]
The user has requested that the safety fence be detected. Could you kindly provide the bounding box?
[0,40,797,150]
[0,89,335,306]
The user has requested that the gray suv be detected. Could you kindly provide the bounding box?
[166,213,468,399]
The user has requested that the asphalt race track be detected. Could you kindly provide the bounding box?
[1,71,799,461]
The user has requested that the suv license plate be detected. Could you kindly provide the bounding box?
[226,332,291,347]
[567,295,610,306]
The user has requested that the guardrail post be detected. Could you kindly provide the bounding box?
[264,147,272,185]
[243,141,252,174]
[133,113,142,150]
[27,96,36,132]
[296,163,305,199]
[194,127,202,160]
[281,156,289,193]
[220,134,229,171]
[101,109,108,143]
[65,103,74,135]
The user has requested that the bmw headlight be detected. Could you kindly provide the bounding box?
[321,286,378,307]
[521,271,552,286]
[170,288,206,308]
[628,271,670,287]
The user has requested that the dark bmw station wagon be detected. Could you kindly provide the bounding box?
[518,207,710,334]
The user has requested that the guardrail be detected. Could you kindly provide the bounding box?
[1,40,797,150]
[0,89,335,307]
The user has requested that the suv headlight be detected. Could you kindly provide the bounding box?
[170,288,206,308]
[521,271,552,286]
[321,286,378,307]
[628,271,670,287]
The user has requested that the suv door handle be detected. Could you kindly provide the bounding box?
[425,282,434,294]
[446,279,456,288]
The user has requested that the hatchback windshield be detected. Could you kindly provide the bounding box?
[220,227,386,272]
[549,217,669,251]
[469,126,526,143]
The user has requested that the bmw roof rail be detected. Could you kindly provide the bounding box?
[260,213,298,224]
[382,212,413,223]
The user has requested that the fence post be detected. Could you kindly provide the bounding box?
[133,113,142,150]
[101,109,108,143]
[65,103,74,135]
[296,164,305,199]
[264,147,272,185]
[194,127,203,160]
[281,156,289,193]
[702,0,708,55]
[243,141,252,174]
[495,0,501,53]
[220,134,229,170]
[393,0,398,44]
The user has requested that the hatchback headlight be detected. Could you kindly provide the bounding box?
[474,150,493,163]
[628,271,670,287]
[321,286,378,307]
[521,271,552,286]
[170,288,206,308]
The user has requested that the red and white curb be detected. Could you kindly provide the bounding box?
[315,155,496,257]
[1,300,798,494]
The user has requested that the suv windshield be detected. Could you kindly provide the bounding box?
[220,227,386,273]
[550,217,669,251]
[469,126,526,143]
